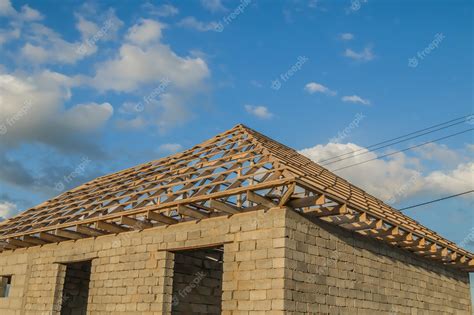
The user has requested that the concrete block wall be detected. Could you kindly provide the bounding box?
[0,207,471,314]
[283,209,472,314]
[0,208,288,315]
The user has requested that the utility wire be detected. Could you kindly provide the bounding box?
[399,190,474,211]
[318,114,473,165]
[331,128,473,172]
[321,119,469,166]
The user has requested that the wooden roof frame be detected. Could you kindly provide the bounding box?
[0,124,472,272]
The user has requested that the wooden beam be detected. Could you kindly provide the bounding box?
[210,199,241,215]
[177,205,209,220]
[341,217,383,231]
[120,216,153,229]
[306,204,348,217]
[55,229,86,240]
[147,211,178,225]
[278,183,295,206]
[0,241,16,250]
[75,225,106,237]
[95,221,129,234]
[7,238,31,247]
[38,232,68,243]
[286,194,325,208]
[23,235,47,245]
[247,191,277,209]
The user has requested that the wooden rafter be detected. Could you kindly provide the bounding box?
[0,124,471,272]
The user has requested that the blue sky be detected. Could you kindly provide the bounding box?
[0,0,473,299]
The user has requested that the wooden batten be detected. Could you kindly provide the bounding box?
[7,238,31,248]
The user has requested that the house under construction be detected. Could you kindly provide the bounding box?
[0,124,471,314]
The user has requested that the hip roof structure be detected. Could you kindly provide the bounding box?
[0,124,472,272]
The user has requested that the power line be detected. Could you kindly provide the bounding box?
[399,190,474,211]
[321,119,469,166]
[318,114,472,165]
[331,128,473,172]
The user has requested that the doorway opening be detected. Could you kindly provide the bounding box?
[60,260,92,315]
[171,246,223,315]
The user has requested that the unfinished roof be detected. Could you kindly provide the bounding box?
[0,124,472,271]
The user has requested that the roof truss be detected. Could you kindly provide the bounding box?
[0,124,472,272]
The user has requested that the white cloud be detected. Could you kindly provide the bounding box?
[340,33,354,40]
[344,46,374,61]
[0,0,42,20]
[424,163,474,195]
[63,102,114,131]
[0,0,15,16]
[18,8,121,65]
[200,0,227,12]
[0,71,113,151]
[304,82,336,96]
[0,201,16,220]
[299,142,474,204]
[19,5,43,21]
[143,3,179,17]
[126,19,164,45]
[342,95,370,105]
[90,19,209,93]
[158,143,183,154]
[21,23,94,64]
[245,105,273,119]
[178,17,220,32]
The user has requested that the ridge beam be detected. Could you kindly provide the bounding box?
[210,199,241,215]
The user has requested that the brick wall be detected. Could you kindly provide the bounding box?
[283,209,472,314]
[0,208,287,315]
[0,207,471,314]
